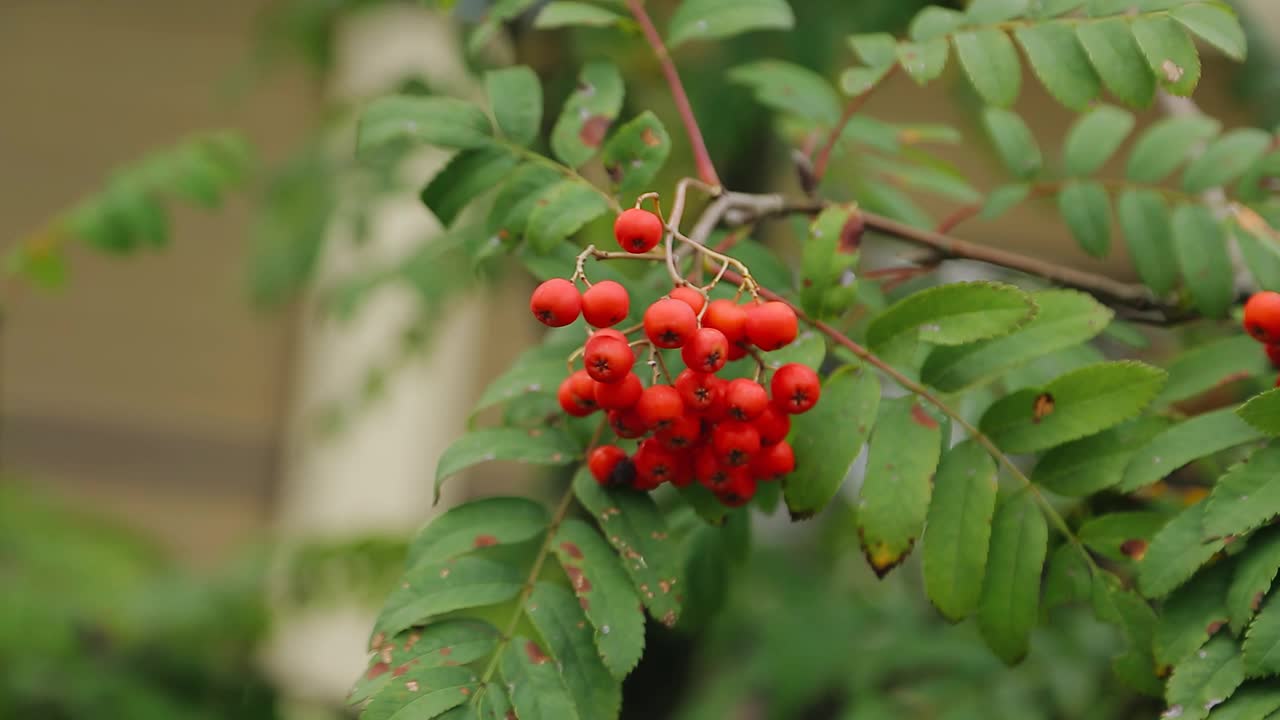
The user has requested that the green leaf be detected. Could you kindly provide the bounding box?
[501,636,580,719]
[982,108,1042,179]
[1228,526,1280,635]
[1130,15,1201,96]
[1172,203,1234,318]
[485,67,542,147]
[1244,593,1280,678]
[1126,115,1221,183]
[953,29,1022,107]
[1036,0,1087,17]
[524,583,621,719]
[373,556,525,637]
[980,361,1166,454]
[535,1,626,28]
[866,156,981,204]
[474,340,578,412]
[1014,22,1101,110]
[1121,407,1265,492]
[1165,635,1245,720]
[677,483,730,526]
[1080,511,1170,564]
[839,65,892,96]
[760,329,826,371]
[1206,682,1280,720]
[895,38,950,85]
[727,60,840,126]
[476,683,513,720]
[921,289,1112,393]
[1204,443,1280,540]
[857,397,942,576]
[666,0,793,48]
[783,364,881,520]
[966,0,1030,23]
[526,181,610,254]
[407,497,550,568]
[1239,388,1280,435]
[1032,417,1170,496]
[434,428,581,502]
[1045,543,1094,610]
[551,62,625,168]
[601,111,671,198]
[356,621,498,704]
[1235,225,1280,292]
[978,491,1048,664]
[553,519,645,678]
[7,241,67,289]
[572,469,682,627]
[1170,1,1247,61]
[421,147,519,226]
[923,441,998,621]
[1116,188,1178,295]
[848,32,898,67]
[1155,335,1265,407]
[1155,561,1231,667]
[361,665,478,720]
[1183,129,1274,193]
[908,6,964,41]
[980,183,1032,220]
[357,96,492,157]
[1063,105,1135,176]
[1076,18,1157,107]
[799,206,860,321]
[1091,574,1163,696]
[867,281,1037,352]
[1138,502,1228,598]
[1058,180,1113,258]
[487,163,562,239]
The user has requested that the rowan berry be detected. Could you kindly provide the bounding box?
[693,446,736,490]
[681,327,729,374]
[581,280,630,328]
[745,301,798,351]
[529,278,581,327]
[635,384,684,430]
[702,299,748,346]
[712,421,761,467]
[1269,344,1280,369]
[717,472,758,507]
[608,408,648,439]
[675,369,721,412]
[593,372,643,410]
[557,370,598,417]
[644,298,698,349]
[724,378,769,421]
[668,286,707,315]
[634,438,684,489]
[584,335,635,384]
[588,445,630,486]
[1244,291,1280,343]
[591,328,628,342]
[655,411,702,450]
[772,363,821,414]
[753,404,791,446]
[614,208,664,254]
[752,441,795,480]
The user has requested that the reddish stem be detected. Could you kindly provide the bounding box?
[626,0,721,188]
[812,65,897,183]
[935,203,982,234]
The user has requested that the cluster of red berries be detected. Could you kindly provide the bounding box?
[1242,291,1280,381]
[527,208,822,507]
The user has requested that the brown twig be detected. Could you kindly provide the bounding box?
[812,65,898,183]
[625,0,721,188]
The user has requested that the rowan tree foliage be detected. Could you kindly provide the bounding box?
[13,0,1280,718]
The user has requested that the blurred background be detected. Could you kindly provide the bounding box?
[3,1,1280,718]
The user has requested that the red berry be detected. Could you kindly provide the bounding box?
[675,369,722,412]
[726,342,749,361]
[530,278,581,327]
[717,472,758,507]
[752,441,795,480]
[655,412,702,450]
[1268,344,1280,369]
[634,438,685,490]
[669,286,707,315]
[614,208,664,254]
[588,445,629,486]
[753,404,791,445]
[1245,292,1280,343]
[703,299,748,346]
[724,378,769,421]
[584,336,635,384]
[745,301,798,351]
[591,328,628,343]
[772,363,821,414]
[712,421,761,467]
[594,372,643,410]
[636,384,684,430]
[558,370,598,417]
[694,446,736,490]
[608,408,648,439]
[581,281,630,328]
[681,327,730,374]
[644,298,698,349]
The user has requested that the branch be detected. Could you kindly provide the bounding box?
[812,65,897,184]
[625,0,721,188]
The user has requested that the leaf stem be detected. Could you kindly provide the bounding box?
[812,65,898,183]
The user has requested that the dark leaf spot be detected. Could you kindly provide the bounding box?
[641,128,661,147]
[366,662,390,680]
[1032,392,1055,423]
[1206,620,1226,636]
[474,534,498,548]
[1120,539,1148,561]
[910,404,939,429]
[524,640,551,665]
[839,212,865,253]
[560,541,584,559]
[580,115,612,147]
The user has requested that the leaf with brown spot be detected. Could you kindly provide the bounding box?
[360,665,478,720]
[553,519,645,679]
[1155,561,1231,667]
[600,111,671,197]
[1032,392,1055,423]
[407,497,549,568]
[500,636,580,719]
[551,62,624,169]
[1227,525,1280,635]
[523,583,622,719]
[372,557,523,639]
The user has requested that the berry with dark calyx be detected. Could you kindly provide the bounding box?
[644,298,698,349]
[724,378,769,421]
[588,445,630,486]
[591,328,628,343]
[669,286,707,315]
[1244,291,1280,343]
[530,278,581,327]
[614,208,664,254]
[581,280,630,328]
[772,363,821,414]
[633,438,684,490]
[703,299,748,346]
[1267,343,1280,369]
[655,411,702,450]
[558,370,599,417]
[594,372,643,410]
[608,408,648,439]
[753,404,791,446]
[752,441,795,480]
[694,446,734,490]
[584,335,635,384]
[717,472,758,507]
[745,301,798,351]
[712,421,761,467]
[681,327,730,374]
[675,369,722,412]
[636,384,684,430]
